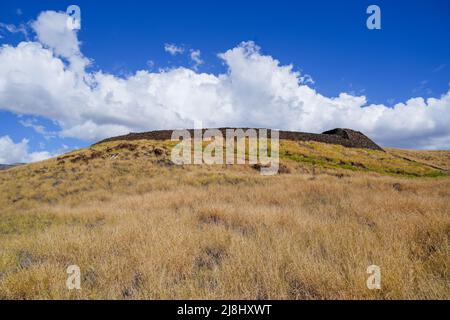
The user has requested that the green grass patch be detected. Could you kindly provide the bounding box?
[0,213,56,235]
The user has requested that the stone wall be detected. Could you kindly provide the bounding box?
[95,128,383,151]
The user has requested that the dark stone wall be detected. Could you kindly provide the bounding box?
[94,128,383,151]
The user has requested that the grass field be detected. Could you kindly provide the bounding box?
[0,139,449,299]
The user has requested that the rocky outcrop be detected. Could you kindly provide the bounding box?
[95,128,383,151]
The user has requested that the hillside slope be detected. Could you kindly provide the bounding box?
[0,138,449,299]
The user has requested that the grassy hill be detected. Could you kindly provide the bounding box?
[0,138,449,299]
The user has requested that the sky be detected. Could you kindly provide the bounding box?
[0,0,449,163]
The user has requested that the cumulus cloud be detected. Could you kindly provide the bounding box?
[0,136,52,164]
[0,11,449,149]
[31,11,89,75]
[190,49,203,70]
[164,43,184,55]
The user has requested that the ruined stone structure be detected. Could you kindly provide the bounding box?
[95,128,383,151]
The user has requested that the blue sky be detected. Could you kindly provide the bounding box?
[0,0,449,163]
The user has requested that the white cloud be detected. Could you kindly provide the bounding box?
[190,49,203,70]
[0,11,449,149]
[146,60,155,69]
[164,43,184,55]
[0,22,28,38]
[0,136,52,164]
[300,74,314,85]
[19,119,56,139]
[31,11,89,75]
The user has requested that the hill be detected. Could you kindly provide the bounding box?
[0,164,24,171]
[0,130,448,299]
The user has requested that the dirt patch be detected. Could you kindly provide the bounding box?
[410,228,446,260]
[65,151,105,164]
[17,250,40,269]
[57,144,143,165]
[82,268,99,288]
[278,163,290,174]
[155,159,174,167]
[357,216,376,229]
[287,277,321,299]
[153,147,165,156]
[197,209,254,236]
[195,245,228,270]
[350,161,366,169]
[252,163,290,174]
[198,209,224,225]
[282,263,322,299]
[85,217,106,229]
[332,173,348,179]
[121,272,144,298]
[106,143,138,152]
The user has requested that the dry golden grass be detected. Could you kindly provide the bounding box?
[0,139,449,299]
[386,148,450,171]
